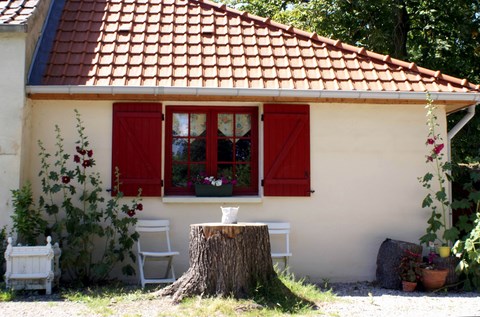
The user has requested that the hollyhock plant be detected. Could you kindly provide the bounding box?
[418,95,459,247]
[37,109,142,285]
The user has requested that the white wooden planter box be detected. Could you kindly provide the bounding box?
[4,236,61,294]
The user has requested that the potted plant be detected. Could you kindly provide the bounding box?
[398,249,421,292]
[419,248,449,291]
[189,173,237,197]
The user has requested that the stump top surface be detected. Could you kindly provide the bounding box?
[193,223,268,239]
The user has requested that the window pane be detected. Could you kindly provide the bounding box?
[235,114,251,137]
[218,138,233,162]
[236,139,251,162]
[172,138,188,161]
[190,113,206,136]
[190,164,206,179]
[236,164,251,187]
[172,164,188,187]
[217,164,233,179]
[191,138,206,161]
[218,113,233,136]
[173,113,188,136]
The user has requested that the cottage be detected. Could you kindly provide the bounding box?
[4,0,480,282]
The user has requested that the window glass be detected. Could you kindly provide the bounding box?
[190,113,206,136]
[235,114,251,137]
[218,113,233,136]
[165,107,257,195]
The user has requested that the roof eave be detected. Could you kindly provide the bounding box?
[26,86,480,113]
[0,24,28,33]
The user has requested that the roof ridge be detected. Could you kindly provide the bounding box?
[194,0,479,91]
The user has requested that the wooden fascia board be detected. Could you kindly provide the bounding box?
[27,92,474,112]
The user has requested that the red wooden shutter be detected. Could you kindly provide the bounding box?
[112,103,162,196]
[263,104,311,196]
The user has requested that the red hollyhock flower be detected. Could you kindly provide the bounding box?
[61,176,70,184]
[76,146,86,155]
[434,144,444,154]
[427,138,435,145]
[74,155,81,163]
[427,156,433,162]
[87,149,93,157]
[136,203,143,211]
[82,159,92,168]
[127,210,136,217]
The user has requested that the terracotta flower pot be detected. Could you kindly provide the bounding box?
[421,268,448,291]
[402,280,417,292]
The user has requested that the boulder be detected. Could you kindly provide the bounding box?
[376,238,422,289]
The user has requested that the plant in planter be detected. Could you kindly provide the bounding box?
[418,95,459,251]
[398,249,421,292]
[189,173,237,197]
[417,247,449,291]
[10,182,47,246]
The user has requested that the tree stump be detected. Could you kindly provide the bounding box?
[433,256,460,286]
[159,223,276,302]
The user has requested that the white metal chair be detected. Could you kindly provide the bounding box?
[136,219,179,288]
[261,222,292,268]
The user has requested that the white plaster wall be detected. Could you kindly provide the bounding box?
[27,100,445,282]
[0,34,27,230]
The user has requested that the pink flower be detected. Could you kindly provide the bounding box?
[61,176,70,184]
[433,144,444,154]
[136,203,143,211]
[427,138,435,145]
[127,210,136,217]
[74,155,81,163]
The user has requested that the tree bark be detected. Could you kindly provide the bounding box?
[159,223,276,302]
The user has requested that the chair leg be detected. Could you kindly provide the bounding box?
[138,253,145,288]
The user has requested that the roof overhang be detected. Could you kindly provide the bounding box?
[26,85,480,114]
[0,24,28,33]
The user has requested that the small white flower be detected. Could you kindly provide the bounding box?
[214,179,222,186]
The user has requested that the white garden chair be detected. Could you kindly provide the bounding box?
[261,222,292,269]
[136,219,179,288]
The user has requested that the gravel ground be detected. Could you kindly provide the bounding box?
[0,282,479,316]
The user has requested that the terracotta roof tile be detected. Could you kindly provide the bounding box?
[35,0,480,92]
[0,0,41,25]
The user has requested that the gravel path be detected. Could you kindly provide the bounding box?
[0,282,479,316]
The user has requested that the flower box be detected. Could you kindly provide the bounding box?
[195,184,233,197]
[4,236,61,294]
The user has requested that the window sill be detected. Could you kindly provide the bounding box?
[162,196,263,204]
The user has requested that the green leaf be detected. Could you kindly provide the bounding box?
[422,194,433,208]
[443,227,460,244]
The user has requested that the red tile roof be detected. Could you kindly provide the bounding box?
[37,0,479,94]
[0,0,41,25]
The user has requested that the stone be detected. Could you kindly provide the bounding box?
[376,238,422,290]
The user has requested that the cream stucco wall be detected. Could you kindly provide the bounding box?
[0,0,52,231]
[25,99,444,282]
[0,34,27,229]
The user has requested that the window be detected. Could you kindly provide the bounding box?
[164,106,258,196]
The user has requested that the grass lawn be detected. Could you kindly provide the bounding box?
[0,271,336,316]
